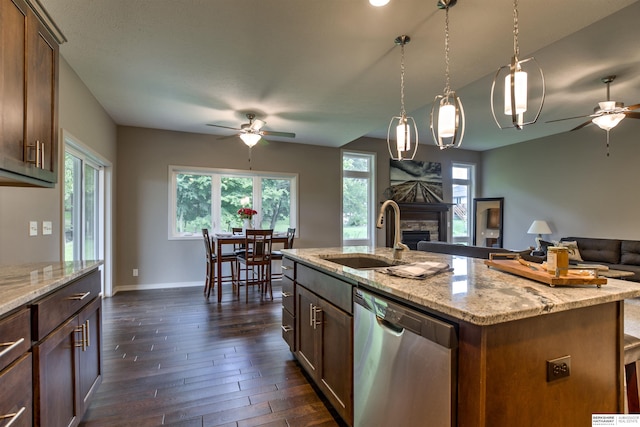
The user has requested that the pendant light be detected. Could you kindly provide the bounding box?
[490,0,545,130]
[387,35,418,161]
[430,0,465,149]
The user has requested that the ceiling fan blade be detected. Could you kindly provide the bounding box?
[626,104,640,111]
[207,123,242,131]
[261,130,296,138]
[545,114,592,123]
[625,112,640,119]
[570,120,593,131]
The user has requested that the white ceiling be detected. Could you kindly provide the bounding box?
[39,0,640,151]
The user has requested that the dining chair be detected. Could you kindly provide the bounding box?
[236,229,274,302]
[202,228,237,300]
[271,228,296,281]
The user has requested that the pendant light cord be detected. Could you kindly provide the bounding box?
[443,7,451,95]
[400,40,406,118]
[513,0,520,57]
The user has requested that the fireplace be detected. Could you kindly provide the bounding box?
[401,230,431,250]
[384,202,453,248]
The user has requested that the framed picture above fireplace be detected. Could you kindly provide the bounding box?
[388,160,443,203]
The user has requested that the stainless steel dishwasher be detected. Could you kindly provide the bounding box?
[353,288,458,427]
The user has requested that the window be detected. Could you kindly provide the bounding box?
[64,148,103,261]
[170,166,298,238]
[342,151,376,246]
[451,163,475,245]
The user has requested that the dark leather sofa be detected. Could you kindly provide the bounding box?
[556,237,640,282]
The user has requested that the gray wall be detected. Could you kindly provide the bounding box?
[0,58,116,265]
[482,122,640,250]
[115,127,482,290]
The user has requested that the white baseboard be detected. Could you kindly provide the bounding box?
[112,281,201,296]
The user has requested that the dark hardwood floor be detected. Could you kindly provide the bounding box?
[79,284,341,427]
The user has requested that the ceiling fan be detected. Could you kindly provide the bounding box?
[547,75,640,132]
[207,113,296,147]
[546,75,640,156]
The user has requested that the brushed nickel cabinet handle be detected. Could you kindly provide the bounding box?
[68,291,91,301]
[85,320,90,348]
[282,291,292,298]
[0,338,25,358]
[0,406,26,426]
[281,325,293,332]
[281,266,291,270]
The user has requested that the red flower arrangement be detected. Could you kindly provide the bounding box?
[237,207,257,219]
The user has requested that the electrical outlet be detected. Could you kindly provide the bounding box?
[547,356,571,382]
[133,269,138,277]
[42,221,52,235]
[29,221,38,236]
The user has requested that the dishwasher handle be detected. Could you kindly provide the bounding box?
[375,316,404,336]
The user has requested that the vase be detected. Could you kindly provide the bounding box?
[242,218,251,232]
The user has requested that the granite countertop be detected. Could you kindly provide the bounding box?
[0,260,103,317]
[283,247,640,326]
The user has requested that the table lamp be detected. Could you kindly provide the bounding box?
[527,220,552,252]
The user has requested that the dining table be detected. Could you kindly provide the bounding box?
[211,231,291,302]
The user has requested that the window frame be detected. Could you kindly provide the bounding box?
[341,150,376,247]
[451,162,475,245]
[169,165,298,240]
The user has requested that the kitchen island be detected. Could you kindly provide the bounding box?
[282,246,640,427]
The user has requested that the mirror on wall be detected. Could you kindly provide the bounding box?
[473,197,504,248]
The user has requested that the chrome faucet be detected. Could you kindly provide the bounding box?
[377,199,409,260]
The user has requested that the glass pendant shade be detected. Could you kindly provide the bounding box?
[438,104,456,138]
[396,122,411,152]
[430,92,465,150]
[504,70,528,115]
[369,0,390,6]
[240,133,261,147]
[387,115,418,160]
[592,113,625,131]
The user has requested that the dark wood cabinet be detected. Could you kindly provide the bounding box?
[292,262,353,425]
[0,308,32,427]
[0,0,59,187]
[32,269,103,427]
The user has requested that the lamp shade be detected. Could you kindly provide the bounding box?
[240,133,261,147]
[527,220,551,235]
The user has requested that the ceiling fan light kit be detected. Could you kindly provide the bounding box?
[207,112,295,148]
[239,133,261,147]
[387,35,419,161]
[490,0,545,130]
[430,0,465,150]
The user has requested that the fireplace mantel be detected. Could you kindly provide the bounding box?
[384,202,453,247]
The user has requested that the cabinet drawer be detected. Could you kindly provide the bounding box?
[282,276,295,314]
[0,353,33,427]
[32,269,101,340]
[0,308,30,372]
[297,263,353,314]
[282,257,295,280]
[282,307,295,351]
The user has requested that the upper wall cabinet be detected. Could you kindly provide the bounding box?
[1,0,60,187]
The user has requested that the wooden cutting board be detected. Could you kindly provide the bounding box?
[484,258,607,287]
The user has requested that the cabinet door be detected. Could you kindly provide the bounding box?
[318,298,353,425]
[33,316,81,427]
[76,296,103,417]
[0,0,27,171]
[25,6,58,182]
[0,353,32,427]
[295,286,319,378]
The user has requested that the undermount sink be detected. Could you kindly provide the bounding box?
[319,254,404,270]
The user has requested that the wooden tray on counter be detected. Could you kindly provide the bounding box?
[484,254,607,288]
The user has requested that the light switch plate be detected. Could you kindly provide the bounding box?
[29,221,38,236]
[42,221,52,235]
